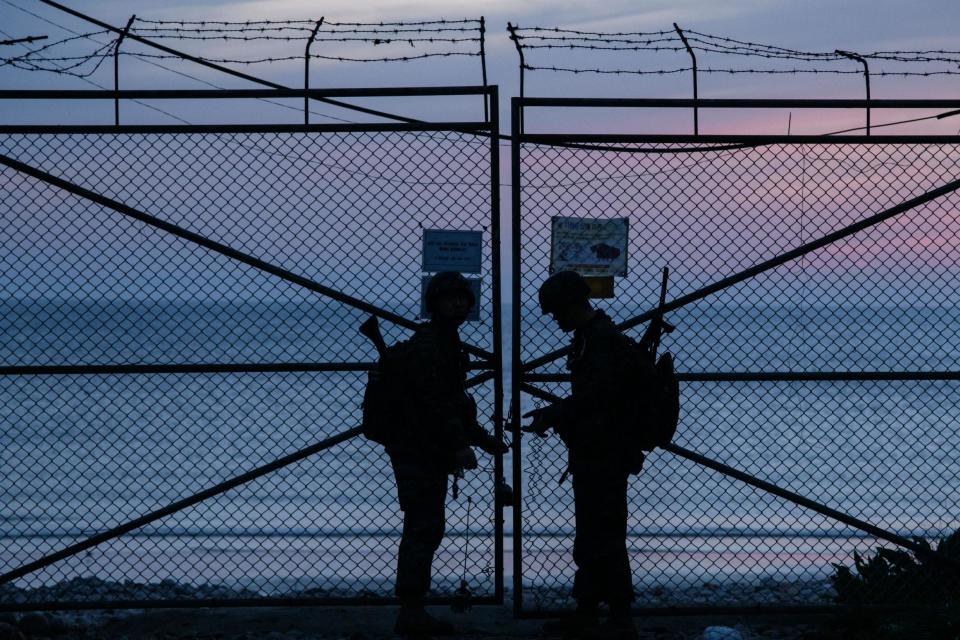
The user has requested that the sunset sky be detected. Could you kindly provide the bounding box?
[2,0,960,134]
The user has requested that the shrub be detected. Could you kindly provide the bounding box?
[831,530,960,606]
[828,530,960,640]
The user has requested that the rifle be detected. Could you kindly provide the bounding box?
[359,315,387,357]
[642,267,675,358]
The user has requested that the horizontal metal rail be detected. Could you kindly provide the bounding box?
[0,87,494,100]
[0,362,497,376]
[518,383,960,571]
[518,97,960,109]
[523,371,960,383]
[0,369,496,586]
[0,595,499,613]
[0,425,363,586]
[0,151,494,363]
[520,133,960,144]
[522,173,960,372]
[0,123,491,134]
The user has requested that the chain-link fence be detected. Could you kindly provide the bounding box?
[0,87,503,609]
[510,101,960,611]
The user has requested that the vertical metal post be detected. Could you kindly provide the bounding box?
[509,96,524,615]
[673,23,698,135]
[487,84,503,604]
[304,18,324,126]
[479,17,489,122]
[506,23,525,132]
[113,15,135,126]
[836,50,871,135]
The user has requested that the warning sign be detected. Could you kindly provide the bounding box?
[550,216,629,277]
[422,229,483,274]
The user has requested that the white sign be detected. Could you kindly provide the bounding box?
[420,276,482,322]
[422,229,483,274]
[550,216,629,277]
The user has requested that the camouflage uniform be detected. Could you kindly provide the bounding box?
[555,310,635,608]
[387,320,488,600]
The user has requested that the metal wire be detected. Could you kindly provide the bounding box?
[0,99,500,608]
[512,118,960,611]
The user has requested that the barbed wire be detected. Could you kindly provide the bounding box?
[0,30,110,65]
[518,26,674,37]
[118,50,480,65]
[512,24,960,78]
[125,32,479,44]
[131,25,315,34]
[515,34,679,45]
[522,63,960,77]
[522,64,691,76]
[682,29,837,57]
[323,19,480,27]
[6,12,960,86]
[133,18,316,26]
[520,43,685,52]
[1,13,484,72]
[1,31,116,78]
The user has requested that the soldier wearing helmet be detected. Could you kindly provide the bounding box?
[525,270,639,639]
[389,271,507,637]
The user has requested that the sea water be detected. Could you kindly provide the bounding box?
[1,297,958,605]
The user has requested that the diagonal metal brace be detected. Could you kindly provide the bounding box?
[518,383,960,570]
[0,426,362,586]
[523,172,960,372]
[0,373,495,584]
[0,151,494,362]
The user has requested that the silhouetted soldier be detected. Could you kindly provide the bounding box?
[390,271,507,637]
[524,270,640,640]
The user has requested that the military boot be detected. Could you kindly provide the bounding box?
[584,602,637,640]
[393,604,455,637]
[584,617,638,640]
[541,602,599,638]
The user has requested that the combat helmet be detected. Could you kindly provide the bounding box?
[425,271,476,312]
[538,271,590,315]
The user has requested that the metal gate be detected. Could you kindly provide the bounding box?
[510,97,960,613]
[0,86,504,610]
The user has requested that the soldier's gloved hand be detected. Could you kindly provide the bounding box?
[521,403,562,437]
[476,431,509,455]
[455,447,479,470]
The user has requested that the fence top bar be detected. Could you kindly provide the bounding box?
[517,97,960,109]
[520,133,960,144]
[0,122,492,134]
[0,87,494,100]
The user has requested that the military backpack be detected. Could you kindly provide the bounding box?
[620,334,681,473]
[359,315,417,446]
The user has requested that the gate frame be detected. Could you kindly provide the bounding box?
[509,96,960,615]
[0,85,504,611]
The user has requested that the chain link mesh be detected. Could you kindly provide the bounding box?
[0,126,498,606]
[515,139,960,610]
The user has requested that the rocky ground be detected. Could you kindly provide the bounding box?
[0,578,862,639]
[0,606,834,640]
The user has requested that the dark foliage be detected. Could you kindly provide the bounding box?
[827,530,960,639]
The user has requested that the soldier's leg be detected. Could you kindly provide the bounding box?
[572,469,633,607]
[391,458,448,600]
[598,470,633,607]
[577,470,637,639]
[391,458,454,636]
[571,471,602,610]
[600,471,633,612]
